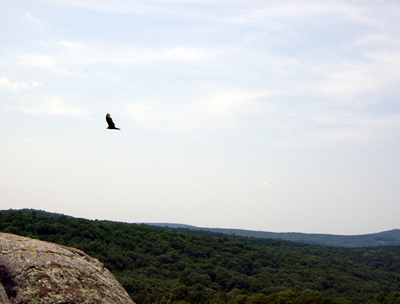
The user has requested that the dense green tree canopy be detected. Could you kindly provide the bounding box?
[1,210,400,303]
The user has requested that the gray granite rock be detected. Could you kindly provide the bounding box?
[0,232,134,304]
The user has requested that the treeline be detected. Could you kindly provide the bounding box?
[6,209,400,247]
[150,225,400,247]
[1,211,400,304]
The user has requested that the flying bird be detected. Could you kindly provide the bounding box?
[106,113,120,130]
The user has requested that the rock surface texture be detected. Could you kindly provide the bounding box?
[0,232,134,304]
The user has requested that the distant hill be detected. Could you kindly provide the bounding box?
[1,208,72,219]
[146,223,400,247]
[2,209,399,247]
[2,209,400,303]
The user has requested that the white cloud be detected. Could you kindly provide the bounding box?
[18,54,63,71]
[25,12,34,20]
[58,40,85,51]
[16,41,219,78]
[25,12,41,24]
[124,89,266,130]
[17,52,85,76]
[33,40,51,47]
[308,127,377,144]
[298,111,400,147]
[157,47,218,61]
[105,45,218,64]
[310,112,400,129]
[18,95,88,117]
[317,50,400,101]
[24,12,46,29]
[0,77,42,92]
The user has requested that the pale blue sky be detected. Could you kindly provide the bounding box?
[1,0,400,234]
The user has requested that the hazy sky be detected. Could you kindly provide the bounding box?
[1,0,400,235]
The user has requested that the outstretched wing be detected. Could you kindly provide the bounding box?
[106,113,116,128]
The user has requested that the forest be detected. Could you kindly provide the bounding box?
[1,210,400,304]
[148,224,400,247]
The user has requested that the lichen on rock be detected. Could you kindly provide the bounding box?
[0,232,135,303]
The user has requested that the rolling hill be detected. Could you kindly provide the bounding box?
[146,223,400,247]
[3,209,399,247]
[2,209,400,303]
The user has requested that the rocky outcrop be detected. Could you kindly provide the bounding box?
[0,232,135,304]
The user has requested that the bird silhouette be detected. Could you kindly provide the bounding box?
[106,113,120,130]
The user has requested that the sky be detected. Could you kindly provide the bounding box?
[1,0,400,235]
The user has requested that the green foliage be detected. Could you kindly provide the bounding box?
[1,210,400,303]
[149,224,400,247]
